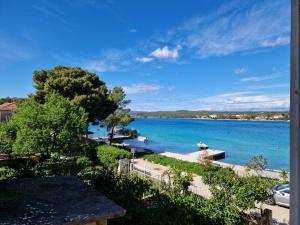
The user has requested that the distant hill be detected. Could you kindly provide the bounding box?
[132,110,290,121]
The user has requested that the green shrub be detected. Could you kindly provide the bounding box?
[118,128,139,138]
[97,145,131,169]
[32,159,78,177]
[76,156,93,170]
[0,166,17,180]
[142,154,219,176]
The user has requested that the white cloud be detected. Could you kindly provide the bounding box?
[123,84,161,94]
[157,0,290,58]
[150,46,181,59]
[234,67,248,75]
[260,36,290,47]
[83,49,135,72]
[84,60,118,73]
[136,56,153,63]
[240,75,276,82]
[197,92,289,111]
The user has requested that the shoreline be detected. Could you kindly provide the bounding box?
[127,142,288,177]
[132,117,289,122]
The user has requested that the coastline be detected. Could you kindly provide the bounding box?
[132,117,290,122]
[127,142,288,177]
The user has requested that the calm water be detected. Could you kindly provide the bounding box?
[90,118,289,170]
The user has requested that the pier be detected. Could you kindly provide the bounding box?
[159,149,225,162]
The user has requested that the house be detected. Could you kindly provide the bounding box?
[0,102,16,121]
[209,114,217,119]
[272,115,284,120]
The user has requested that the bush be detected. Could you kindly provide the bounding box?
[118,128,139,138]
[142,154,219,176]
[32,159,78,177]
[0,166,17,180]
[97,145,131,169]
[76,156,93,171]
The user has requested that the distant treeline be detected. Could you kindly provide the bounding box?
[132,110,290,121]
[0,97,26,105]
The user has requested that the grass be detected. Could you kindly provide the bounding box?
[141,154,219,176]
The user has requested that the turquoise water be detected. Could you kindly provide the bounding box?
[90,118,289,170]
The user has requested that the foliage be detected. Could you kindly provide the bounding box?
[78,165,157,225]
[75,156,93,170]
[0,166,17,180]
[162,168,193,194]
[202,167,276,225]
[279,168,289,182]
[79,165,221,225]
[32,159,76,177]
[33,66,115,121]
[32,156,92,177]
[245,155,268,175]
[146,192,219,225]
[142,154,219,176]
[104,87,133,144]
[0,97,26,105]
[10,94,88,156]
[97,145,131,169]
[0,121,16,154]
[118,128,139,138]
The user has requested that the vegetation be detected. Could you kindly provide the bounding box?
[104,87,133,145]
[133,110,290,120]
[279,168,289,182]
[142,154,219,176]
[97,145,131,169]
[33,66,116,122]
[143,154,277,225]
[0,97,26,105]
[245,155,268,176]
[0,166,17,180]
[5,94,88,156]
[118,128,139,138]
[202,168,275,225]
[0,65,279,225]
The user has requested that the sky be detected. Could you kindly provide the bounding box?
[0,0,290,111]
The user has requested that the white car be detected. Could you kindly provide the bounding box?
[266,184,290,207]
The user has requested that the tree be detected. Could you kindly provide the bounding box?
[245,155,268,176]
[104,87,133,145]
[11,93,88,156]
[279,168,289,183]
[0,120,16,155]
[32,66,115,122]
[202,168,275,225]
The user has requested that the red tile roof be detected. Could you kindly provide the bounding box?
[0,102,17,110]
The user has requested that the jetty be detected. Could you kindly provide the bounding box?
[160,149,225,161]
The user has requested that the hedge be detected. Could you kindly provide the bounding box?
[97,145,131,169]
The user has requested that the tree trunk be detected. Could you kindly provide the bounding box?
[109,127,114,145]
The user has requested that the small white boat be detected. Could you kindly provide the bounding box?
[137,136,149,142]
[197,142,208,150]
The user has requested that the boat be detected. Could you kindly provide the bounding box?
[137,136,149,142]
[197,142,208,150]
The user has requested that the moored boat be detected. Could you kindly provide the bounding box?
[197,142,208,150]
[137,136,149,142]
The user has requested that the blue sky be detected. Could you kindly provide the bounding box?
[0,0,290,111]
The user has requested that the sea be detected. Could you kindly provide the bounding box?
[89,118,289,170]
